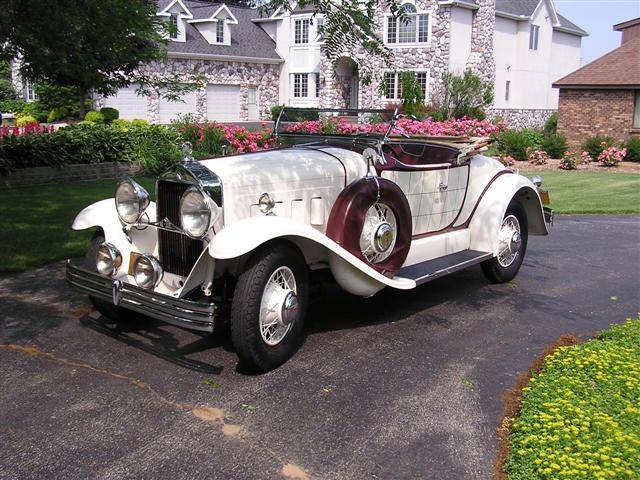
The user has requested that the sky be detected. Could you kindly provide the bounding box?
[554,0,640,65]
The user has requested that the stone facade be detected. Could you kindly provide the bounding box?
[557,89,638,150]
[10,57,23,97]
[97,57,280,123]
[319,1,495,111]
[490,108,556,130]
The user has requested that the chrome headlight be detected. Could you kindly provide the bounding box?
[96,242,122,277]
[179,187,219,238]
[115,179,150,224]
[133,254,163,289]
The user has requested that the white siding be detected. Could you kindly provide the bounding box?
[158,90,197,124]
[206,85,241,122]
[449,7,473,74]
[103,85,148,120]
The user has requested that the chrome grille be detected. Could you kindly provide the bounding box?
[156,180,203,277]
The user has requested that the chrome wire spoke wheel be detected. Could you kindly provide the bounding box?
[497,214,522,268]
[259,266,298,346]
[359,203,398,264]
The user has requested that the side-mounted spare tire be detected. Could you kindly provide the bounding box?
[327,176,412,277]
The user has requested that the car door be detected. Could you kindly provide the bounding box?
[379,143,469,236]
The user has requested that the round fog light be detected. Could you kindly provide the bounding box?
[96,243,122,277]
[133,254,163,289]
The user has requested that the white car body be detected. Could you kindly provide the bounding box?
[66,109,552,371]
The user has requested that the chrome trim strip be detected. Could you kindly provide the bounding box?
[66,259,216,333]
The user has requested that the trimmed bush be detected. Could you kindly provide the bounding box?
[47,107,70,123]
[15,115,38,127]
[541,133,568,158]
[543,112,557,136]
[582,135,614,160]
[128,123,182,175]
[84,110,105,124]
[100,107,119,124]
[20,102,48,123]
[624,137,640,163]
[0,99,27,114]
[0,79,17,102]
[496,130,537,161]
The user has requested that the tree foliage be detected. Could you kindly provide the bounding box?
[0,0,173,116]
[431,68,494,120]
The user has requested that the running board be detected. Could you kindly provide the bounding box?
[397,250,493,286]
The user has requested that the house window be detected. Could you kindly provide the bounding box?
[216,20,224,43]
[634,90,640,128]
[529,24,540,50]
[384,71,427,100]
[169,14,178,39]
[24,80,38,102]
[293,74,308,98]
[387,4,430,44]
[294,19,310,44]
[315,73,321,98]
[505,80,510,101]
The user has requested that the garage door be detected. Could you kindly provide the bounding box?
[206,85,241,122]
[103,85,147,120]
[158,90,197,124]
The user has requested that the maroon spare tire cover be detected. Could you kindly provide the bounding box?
[327,176,412,276]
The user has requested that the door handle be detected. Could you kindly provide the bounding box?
[438,182,448,191]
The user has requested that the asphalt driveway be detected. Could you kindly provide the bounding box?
[1,215,639,480]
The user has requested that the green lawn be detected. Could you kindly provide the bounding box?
[521,170,640,215]
[0,177,154,274]
[0,170,638,274]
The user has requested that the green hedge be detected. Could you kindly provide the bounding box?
[0,123,181,175]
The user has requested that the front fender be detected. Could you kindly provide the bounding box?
[209,216,415,294]
[468,173,548,255]
[71,198,158,274]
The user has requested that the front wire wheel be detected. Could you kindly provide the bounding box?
[230,243,309,372]
[481,202,528,284]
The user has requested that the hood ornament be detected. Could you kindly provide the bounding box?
[181,142,196,164]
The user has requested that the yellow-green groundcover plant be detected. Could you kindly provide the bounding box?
[506,318,640,479]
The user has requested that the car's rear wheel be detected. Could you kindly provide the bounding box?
[85,232,132,321]
[481,201,528,283]
[230,242,308,373]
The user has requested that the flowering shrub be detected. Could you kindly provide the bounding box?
[0,123,55,138]
[223,123,273,153]
[497,155,516,167]
[506,318,640,480]
[598,146,626,167]
[559,151,578,170]
[527,148,549,165]
[580,151,592,165]
[285,116,505,138]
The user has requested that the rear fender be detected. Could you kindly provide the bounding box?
[468,174,548,255]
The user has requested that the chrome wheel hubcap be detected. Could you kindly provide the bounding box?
[497,215,522,268]
[360,203,397,264]
[259,266,297,346]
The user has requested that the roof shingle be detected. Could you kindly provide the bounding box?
[553,36,640,88]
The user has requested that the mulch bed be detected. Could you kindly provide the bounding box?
[492,333,579,480]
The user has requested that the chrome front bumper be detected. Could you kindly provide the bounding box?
[65,259,216,332]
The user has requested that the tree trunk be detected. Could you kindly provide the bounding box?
[78,87,87,119]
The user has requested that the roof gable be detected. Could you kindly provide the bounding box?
[158,0,194,18]
[553,36,640,88]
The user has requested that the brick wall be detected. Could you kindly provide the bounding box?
[1,162,141,188]
[557,89,636,150]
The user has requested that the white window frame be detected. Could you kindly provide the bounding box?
[294,18,310,45]
[215,20,225,43]
[24,80,38,103]
[505,80,510,101]
[634,90,640,128]
[529,24,540,51]
[383,70,429,102]
[293,73,309,98]
[384,2,432,47]
[169,14,179,39]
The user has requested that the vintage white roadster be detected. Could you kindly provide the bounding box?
[66,108,553,372]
